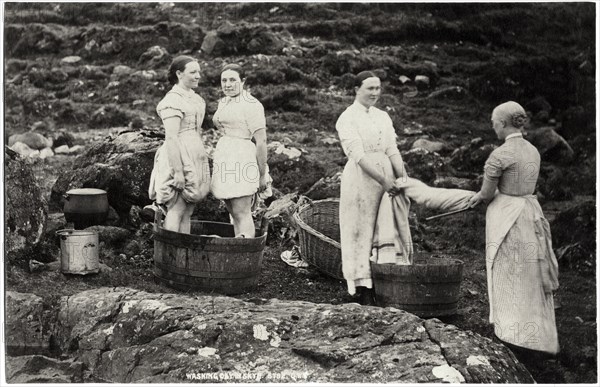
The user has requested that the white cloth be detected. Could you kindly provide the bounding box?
[369,192,413,265]
[486,193,559,353]
[370,177,474,266]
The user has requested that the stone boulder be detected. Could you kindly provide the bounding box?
[138,45,170,69]
[449,139,496,173]
[402,148,448,185]
[54,287,534,383]
[526,127,575,164]
[5,292,50,353]
[9,142,37,157]
[203,21,286,56]
[411,138,446,153]
[5,147,47,255]
[8,131,53,150]
[6,355,85,383]
[201,30,224,55]
[49,129,163,223]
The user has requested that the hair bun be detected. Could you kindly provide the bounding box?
[511,113,528,128]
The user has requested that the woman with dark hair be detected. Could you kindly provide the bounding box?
[146,55,210,232]
[469,101,559,354]
[336,71,407,303]
[210,63,270,238]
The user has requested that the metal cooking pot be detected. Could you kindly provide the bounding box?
[63,188,109,229]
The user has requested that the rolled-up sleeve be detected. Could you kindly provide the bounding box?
[156,94,184,121]
[383,114,401,157]
[336,111,365,163]
[245,100,267,135]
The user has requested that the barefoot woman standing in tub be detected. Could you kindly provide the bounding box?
[210,64,270,238]
[146,55,210,233]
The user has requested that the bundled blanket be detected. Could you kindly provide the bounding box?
[370,177,474,265]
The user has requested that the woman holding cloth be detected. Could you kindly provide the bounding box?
[210,64,269,238]
[469,101,559,354]
[336,71,407,304]
[147,55,210,233]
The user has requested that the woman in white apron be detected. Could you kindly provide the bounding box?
[469,101,559,354]
[336,71,406,304]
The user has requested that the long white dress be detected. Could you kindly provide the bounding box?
[336,101,402,295]
[483,132,559,354]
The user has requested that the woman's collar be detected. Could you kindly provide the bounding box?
[352,100,371,112]
[172,84,195,97]
[505,132,523,141]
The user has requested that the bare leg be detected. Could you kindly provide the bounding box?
[163,195,187,232]
[179,202,196,234]
[225,195,255,237]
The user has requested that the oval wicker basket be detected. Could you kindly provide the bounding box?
[293,198,344,279]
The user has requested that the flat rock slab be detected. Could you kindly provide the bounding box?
[51,287,534,383]
[6,355,84,383]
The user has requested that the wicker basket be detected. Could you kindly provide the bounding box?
[293,198,343,279]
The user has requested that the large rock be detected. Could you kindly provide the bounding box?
[5,147,47,254]
[6,355,84,383]
[526,127,575,164]
[201,30,224,55]
[54,287,534,383]
[138,45,170,69]
[49,129,163,223]
[402,148,448,185]
[411,138,446,153]
[5,292,49,352]
[203,21,286,56]
[8,131,53,150]
[449,139,496,173]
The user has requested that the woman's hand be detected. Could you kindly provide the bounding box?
[468,192,483,208]
[172,171,185,191]
[259,174,269,192]
[383,178,402,196]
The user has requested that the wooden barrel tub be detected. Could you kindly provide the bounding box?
[153,219,267,295]
[371,257,464,317]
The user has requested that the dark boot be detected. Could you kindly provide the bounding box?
[357,287,377,306]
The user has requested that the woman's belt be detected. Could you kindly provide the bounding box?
[363,148,386,154]
[223,134,252,140]
[498,192,537,199]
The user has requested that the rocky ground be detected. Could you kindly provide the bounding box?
[3,2,597,384]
